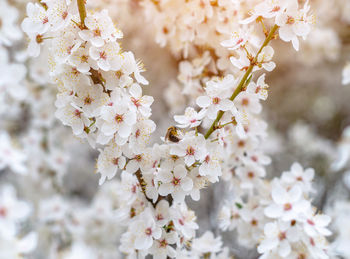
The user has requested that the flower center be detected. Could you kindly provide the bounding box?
[247,171,255,179]
[145,227,152,236]
[271,6,281,12]
[278,231,286,240]
[186,146,195,156]
[172,177,181,186]
[115,114,124,123]
[112,158,119,165]
[36,34,44,44]
[284,203,292,211]
[238,140,245,147]
[287,16,295,25]
[135,129,140,138]
[135,154,142,162]
[62,11,68,20]
[131,97,141,108]
[307,219,315,226]
[74,109,82,118]
[212,97,220,104]
[242,98,249,106]
[179,218,185,226]
[159,239,168,248]
[99,51,107,60]
[84,96,93,105]
[93,28,102,37]
[81,55,89,63]
[0,207,7,217]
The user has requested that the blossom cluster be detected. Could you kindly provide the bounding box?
[18,0,336,258]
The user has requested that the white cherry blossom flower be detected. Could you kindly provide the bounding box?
[68,45,97,73]
[129,83,154,117]
[196,75,236,120]
[122,51,149,85]
[170,134,207,167]
[129,119,156,153]
[240,0,285,24]
[158,164,193,203]
[174,107,206,129]
[21,3,50,35]
[172,203,198,239]
[89,42,122,71]
[149,230,177,259]
[247,74,269,100]
[99,100,136,138]
[79,10,122,47]
[302,214,332,238]
[154,200,171,226]
[264,182,310,221]
[235,91,262,114]
[97,143,126,185]
[129,208,162,250]
[74,83,108,117]
[55,103,86,135]
[281,162,314,193]
[45,0,74,31]
[257,46,276,71]
[276,1,313,51]
[221,29,249,50]
[258,221,299,258]
[192,231,223,255]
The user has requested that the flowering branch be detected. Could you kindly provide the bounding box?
[204,24,279,139]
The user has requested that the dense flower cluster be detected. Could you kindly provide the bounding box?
[2,0,344,258]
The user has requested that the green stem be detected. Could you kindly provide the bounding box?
[77,0,87,28]
[204,24,279,139]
